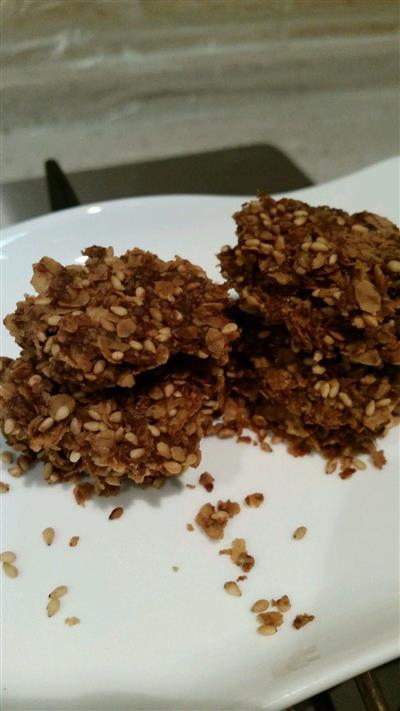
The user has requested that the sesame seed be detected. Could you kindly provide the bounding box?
[93,359,106,375]
[376,398,391,407]
[224,581,241,597]
[293,526,307,540]
[47,598,60,617]
[49,585,68,599]
[320,382,330,398]
[144,339,156,353]
[110,305,128,316]
[65,617,80,626]
[363,314,378,328]
[39,417,54,432]
[325,458,337,474]
[222,322,239,335]
[339,392,353,407]
[129,448,145,460]
[83,421,101,432]
[109,507,124,520]
[163,460,182,475]
[329,379,340,398]
[111,275,124,290]
[88,409,102,421]
[8,466,22,478]
[351,223,368,233]
[111,351,124,361]
[0,551,16,563]
[353,458,367,471]
[42,527,55,546]
[311,242,329,252]
[365,400,376,416]
[54,406,70,422]
[3,418,15,435]
[3,562,18,578]
[257,624,277,636]
[251,599,269,613]
[157,441,171,458]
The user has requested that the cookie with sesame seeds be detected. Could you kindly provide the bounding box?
[5,246,239,391]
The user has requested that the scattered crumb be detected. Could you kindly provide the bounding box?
[195,500,240,540]
[65,617,80,626]
[186,523,194,532]
[42,527,55,546]
[2,562,18,578]
[0,451,13,464]
[224,581,241,597]
[273,595,291,612]
[186,484,196,490]
[244,492,264,508]
[69,536,80,547]
[293,613,315,629]
[257,611,284,628]
[219,538,255,573]
[257,624,277,636]
[339,467,356,479]
[260,441,273,453]
[236,575,248,582]
[237,436,252,444]
[371,449,386,469]
[199,471,215,492]
[251,599,269,613]
[293,526,307,540]
[109,506,124,520]
[73,482,94,506]
[172,565,179,572]
[0,481,10,493]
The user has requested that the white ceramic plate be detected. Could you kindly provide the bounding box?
[1,158,399,711]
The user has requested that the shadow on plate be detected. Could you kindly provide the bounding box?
[17,458,184,513]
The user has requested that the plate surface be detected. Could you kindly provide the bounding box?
[1,158,399,711]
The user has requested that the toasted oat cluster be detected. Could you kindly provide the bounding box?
[218,196,400,463]
[195,499,240,540]
[0,354,224,497]
[5,246,238,390]
[220,538,255,573]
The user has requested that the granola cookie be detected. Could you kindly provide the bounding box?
[5,246,239,390]
[0,355,224,496]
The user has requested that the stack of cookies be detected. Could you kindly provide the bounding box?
[219,195,400,465]
[1,246,238,498]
